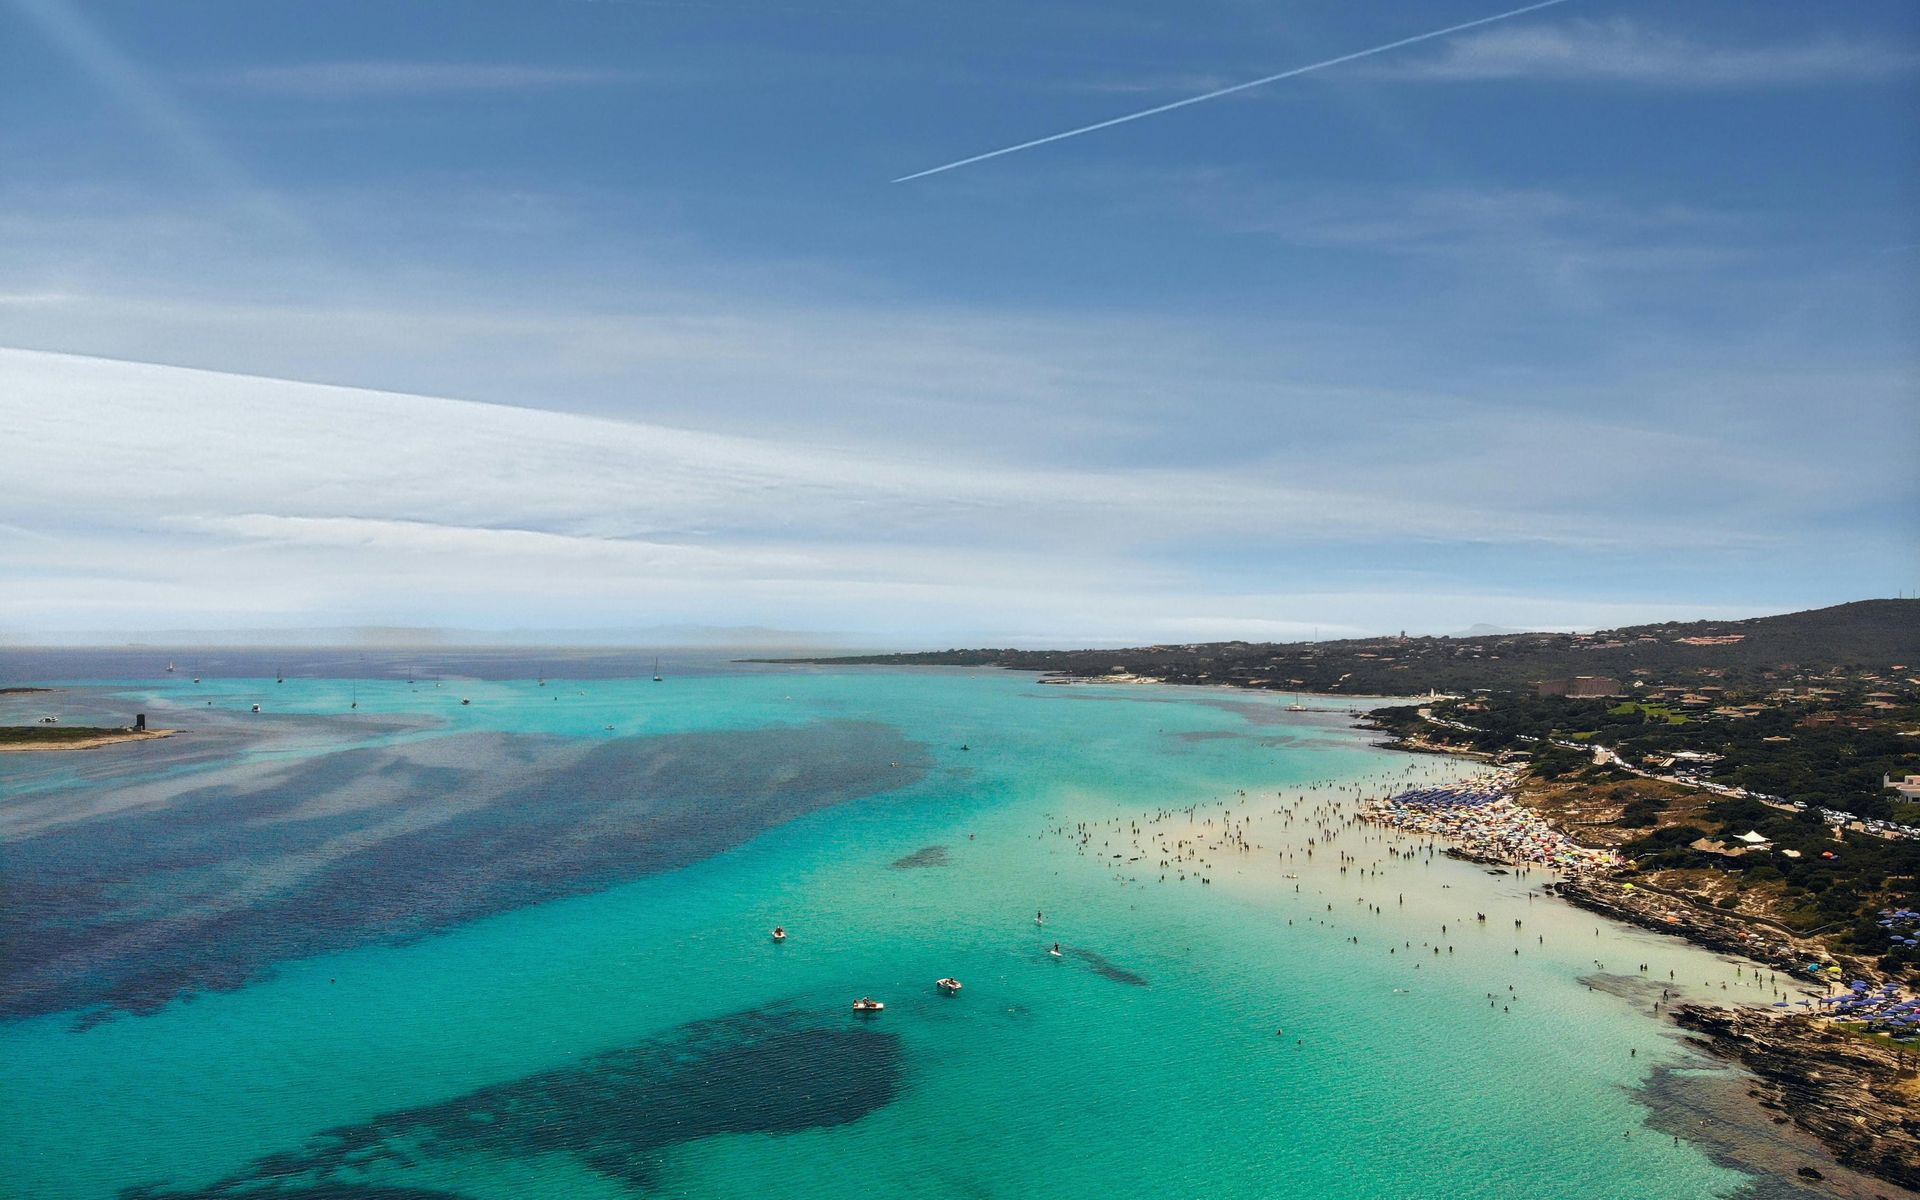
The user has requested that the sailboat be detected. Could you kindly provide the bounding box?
[165,661,176,673]
[276,666,285,684]
[652,656,663,683]
[1286,692,1308,713]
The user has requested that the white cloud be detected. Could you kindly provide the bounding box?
[1,347,1781,641]
[0,346,1600,550]
[219,62,638,98]
[1377,19,1917,87]
[1175,178,1739,256]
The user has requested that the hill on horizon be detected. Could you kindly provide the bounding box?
[793,599,1920,694]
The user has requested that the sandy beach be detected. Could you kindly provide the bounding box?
[1039,751,1810,1007]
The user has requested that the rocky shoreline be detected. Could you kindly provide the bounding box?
[1673,1004,1920,1194]
[1356,729,1919,1193]
[1547,875,1813,974]
[1557,878,1920,1192]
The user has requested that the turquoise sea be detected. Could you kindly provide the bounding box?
[0,654,1808,1199]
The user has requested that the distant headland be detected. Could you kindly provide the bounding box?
[762,599,1916,696]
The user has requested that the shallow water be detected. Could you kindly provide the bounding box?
[0,657,1808,1199]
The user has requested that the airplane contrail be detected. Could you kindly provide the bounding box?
[892,0,1575,183]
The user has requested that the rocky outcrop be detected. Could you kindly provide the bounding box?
[1675,1005,1920,1193]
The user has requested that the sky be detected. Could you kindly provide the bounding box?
[1,0,1916,647]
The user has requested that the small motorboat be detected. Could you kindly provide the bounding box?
[771,926,787,942]
[460,698,471,705]
[936,977,962,993]
[250,704,260,713]
[852,997,885,1012]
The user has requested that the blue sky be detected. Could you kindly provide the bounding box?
[2,0,1915,645]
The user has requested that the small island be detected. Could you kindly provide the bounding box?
[0,724,177,752]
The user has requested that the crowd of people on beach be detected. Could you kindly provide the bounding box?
[1361,776,1623,876]
[1024,735,1920,1175]
[1020,757,1838,1048]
